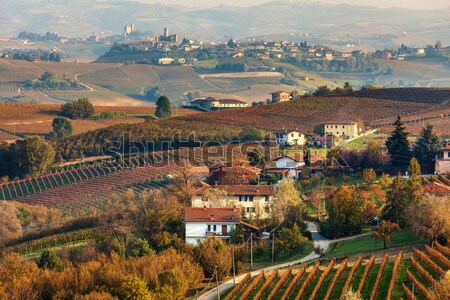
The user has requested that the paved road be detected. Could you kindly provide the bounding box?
[197,222,370,300]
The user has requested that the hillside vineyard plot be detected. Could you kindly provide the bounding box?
[223,245,450,300]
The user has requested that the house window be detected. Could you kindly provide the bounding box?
[249,196,254,202]
[265,206,270,213]
[265,196,269,202]
[246,207,255,213]
[335,125,338,128]
[343,125,345,128]
[291,134,294,137]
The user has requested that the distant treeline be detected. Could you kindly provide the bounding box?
[292,57,390,74]
[1,50,61,62]
[17,31,60,42]
[22,72,82,91]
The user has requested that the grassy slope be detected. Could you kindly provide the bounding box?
[326,231,425,258]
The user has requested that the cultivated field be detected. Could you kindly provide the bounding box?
[223,244,450,300]
[0,103,199,137]
[176,97,432,132]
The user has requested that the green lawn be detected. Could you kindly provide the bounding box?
[252,241,314,266]
[326,230,425,257]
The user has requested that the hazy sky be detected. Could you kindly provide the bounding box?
[140,0,450,10]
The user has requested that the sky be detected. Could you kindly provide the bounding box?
[139,0,450,10]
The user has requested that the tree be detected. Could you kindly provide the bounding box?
[412,125,441,170]
[10,137,55,177]
[37,249,63,271]
[61,97,95,119]
[362,168,377,185]
[201,188,229,208]
[128,238,156,257]
[193,238,232,280]
[155,96,171,118]
[272,178,302,221]
[277,224,307,255]
[170,163,198,204]
[326,186,364,237]
[238,127,264,142]
[247,148,267,168]
[372,221,400,249]
[385,116,411,170]
[227,39,236,48]
[118,275,154,300]
[408,194,450,244]
[407,157,422,203]
[435,40,443,49]
[382,173,408,227]
[343,82,353,93]
[0,202,22,247]
[50,117,72,139]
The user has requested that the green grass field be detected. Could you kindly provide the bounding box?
[326,231,425,257]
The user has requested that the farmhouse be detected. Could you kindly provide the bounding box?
[271,91,291,103]
[158,57,175,65]
[189,97,248,110]
[184,207,240,245]
[324,121,360,139]
[191,184,275,219]
[266,154,305,179]
[435,142,450,174]
[274,128,306,146]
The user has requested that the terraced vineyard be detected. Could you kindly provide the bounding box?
[0,149,207,214]
[223,244,450,300]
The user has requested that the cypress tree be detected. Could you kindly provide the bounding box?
[386,116,411,171]
[382,172,408,227]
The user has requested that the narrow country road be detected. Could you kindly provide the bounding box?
[197,222,370,300]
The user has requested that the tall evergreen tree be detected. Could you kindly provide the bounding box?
[382,172,408,227]
[407,157,423,203]
[412,125,441,169]
[385,116,411,171]
[155,96,171,118]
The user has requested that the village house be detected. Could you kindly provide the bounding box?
[435,142,450,174]
[191,184,275,219]
[271,91,291,103]
[324,121,360,139]
[265,154,305,179]
[158,57,175,65]
[274,128,306,146]
[184,207,240,245]
[189,97,248,110]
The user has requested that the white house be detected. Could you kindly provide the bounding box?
[158,57,175,65]
[274,128,306,146]
[192,184,275,219]
[435,143,450,174]
[189,97,248,110]
[185,207,240,245]
[266,155,305,179]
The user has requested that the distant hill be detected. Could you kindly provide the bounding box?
[1,0,450,49]
[347,88,450,104]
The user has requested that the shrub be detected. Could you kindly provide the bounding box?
[61,98,95,120]
[37,249,63,271]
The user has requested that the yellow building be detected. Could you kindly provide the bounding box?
[271,91,291,103]
[324,121,359,138]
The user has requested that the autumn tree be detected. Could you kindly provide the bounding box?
[362,168,377,185]
[326,186,364,237]
[193,238,232,280]
[170,163,199,204]
[272,177,302,221]
[385,116,411,170]
[155,96,171,118]
[201,188,229,208]
[0,202,22,246]
[10,137,55,177]
[432,271,450,300]
[408,194,450,244]
[118,275,154,300]
[372,221,400,249]
[61,97,95,119]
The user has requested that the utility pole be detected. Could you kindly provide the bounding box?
[272,231,275,262]
[232,245,236,286]
[216,268,220,300]
[250,233,253,269]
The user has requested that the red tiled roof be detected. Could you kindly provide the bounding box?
[265,168,290,174]
[185,207,241,223]
[271,91,290,95]
[274,128,305,134]
[324,121,357,125]
[423,181,450,194]
[441,143,450,151]
[195,184,275,196]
